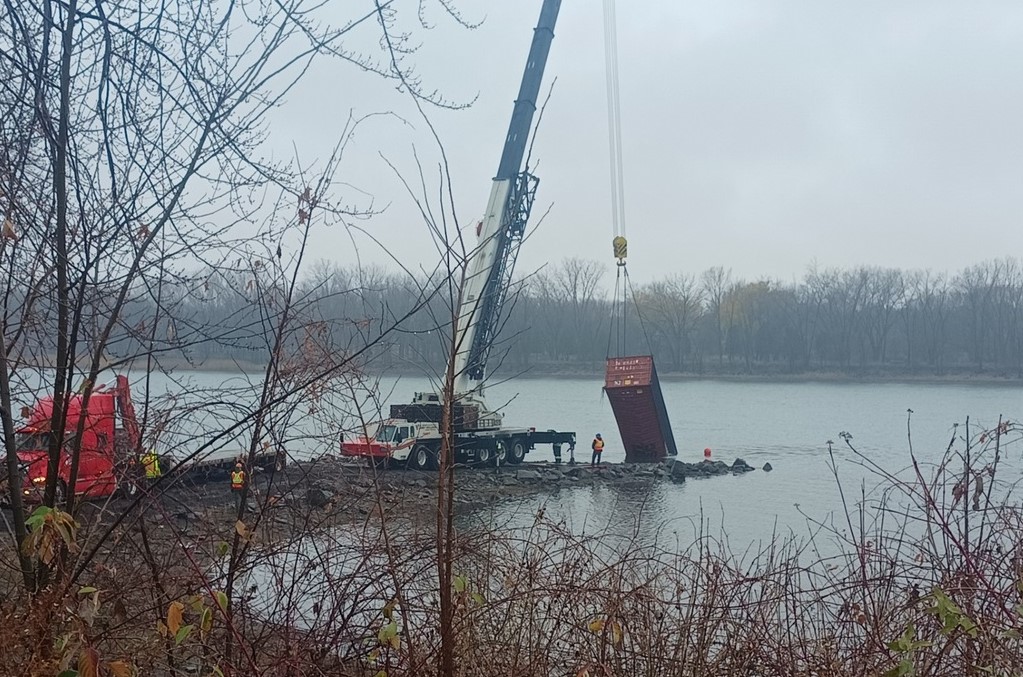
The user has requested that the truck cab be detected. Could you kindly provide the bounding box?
[341,419,425,465]
[9,375,140,502]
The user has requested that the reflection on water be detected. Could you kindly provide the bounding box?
[62,369,1022,543]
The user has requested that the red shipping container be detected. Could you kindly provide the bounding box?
[604,356,678,462]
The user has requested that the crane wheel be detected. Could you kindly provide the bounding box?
[408,445,433,472]
[507,439,527,465]
[477,446,493,466]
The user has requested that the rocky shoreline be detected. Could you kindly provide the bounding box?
[114,455,776,543]
[277,455,773,524]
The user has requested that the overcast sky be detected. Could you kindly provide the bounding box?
[271,0,1023,285]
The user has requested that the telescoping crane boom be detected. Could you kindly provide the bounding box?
[451,0,561,398]
[342,0,576,470]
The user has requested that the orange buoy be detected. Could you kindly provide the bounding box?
[703,447,712,459]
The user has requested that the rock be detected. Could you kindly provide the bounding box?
[669,459,690,481]
[653,466,667,478]
[706,460,730,475]
[542,470,565,482]
[172,508,200,522]
[306,487,333,508]
[731,458,755,473]
[564,466,585,478]
[516,469,543,482]
[500,476,520,486]
[763,462,773,472]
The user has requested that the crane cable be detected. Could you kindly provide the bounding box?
[603,0,652,361]
[604,0,626,243]
[604,0,629,357]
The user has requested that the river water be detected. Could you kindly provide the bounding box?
[125,370,1022,549]
[456,376,1023,549]
[140,370,1018,635]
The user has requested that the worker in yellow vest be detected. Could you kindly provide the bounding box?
[142,449,162,479]
[591,433,604,466]
[231,462,247,512]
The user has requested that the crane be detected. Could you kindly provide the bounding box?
[450,0,561,397]
[344,0,576,470]
[409,0,561,425]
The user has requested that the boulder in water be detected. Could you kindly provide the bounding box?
[763,462,773,472]
[731,458,755,473]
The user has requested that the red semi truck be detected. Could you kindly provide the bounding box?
[4,374,284,504]
[8,375,144,502]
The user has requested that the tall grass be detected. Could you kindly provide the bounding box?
[2,417,1021,675]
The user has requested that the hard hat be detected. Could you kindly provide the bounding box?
[596,433,602,438]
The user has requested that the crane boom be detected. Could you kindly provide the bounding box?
[451,0,561,396]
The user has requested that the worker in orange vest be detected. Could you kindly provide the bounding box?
[591,433,604,466]
[231,462,247,512]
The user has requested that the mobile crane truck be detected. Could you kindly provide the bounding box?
[342,0,576,470]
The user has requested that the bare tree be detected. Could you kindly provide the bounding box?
[637,273,704,372]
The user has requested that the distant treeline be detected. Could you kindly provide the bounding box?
[110,257,1023,381]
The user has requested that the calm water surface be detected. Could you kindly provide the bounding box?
[95,370,1023,547]
[460,377,1022,548]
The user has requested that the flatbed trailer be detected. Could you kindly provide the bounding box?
[342,423,576,470]
[164,448,284,476]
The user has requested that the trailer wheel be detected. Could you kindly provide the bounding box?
[507,439,527,465]
[476,446,493,466]
[408,445,433,471]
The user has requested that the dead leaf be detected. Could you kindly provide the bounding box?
[611,621,623,647]
[166,601,185,636]
[587,618,604,633]
[2,217,17,242]
[108,660,133,677]
[112,598,127,624]
[235,520,249,541]
[78,646,100,677]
